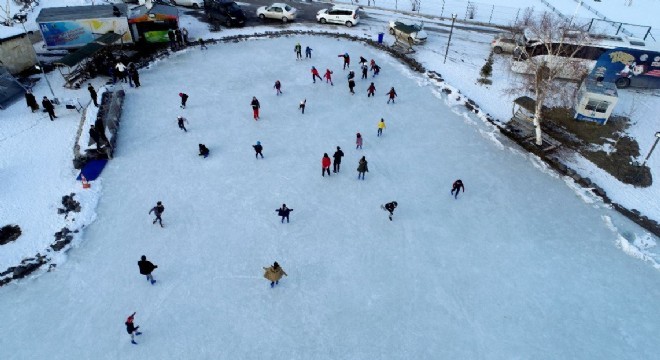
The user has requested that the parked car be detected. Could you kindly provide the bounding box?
[388,19,427,45]
[170,0,204,8]
[256,3,297,23]
[316,5,360,27]
[491,33,524,54]
[203,0,246,27]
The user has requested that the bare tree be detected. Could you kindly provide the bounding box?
[507,11,592,146]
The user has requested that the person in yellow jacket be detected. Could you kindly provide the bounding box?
[263,261,287,288]
[377,118,386,137]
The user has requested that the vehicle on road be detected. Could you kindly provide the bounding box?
[204,0,246,27]
[256,3,297,23]
[491,33,523,54]
[389,19,427,45]
[170,0,203,9]
[316,5,359,27]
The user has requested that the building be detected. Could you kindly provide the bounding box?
[0,25,37,75]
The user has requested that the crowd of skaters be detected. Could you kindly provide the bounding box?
[117,41,467,345]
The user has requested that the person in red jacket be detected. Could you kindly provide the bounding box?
[324,69,333,85]
[387,87,397,104]
[367,82,376,97]
[322,153,331,177]
[311,66,322,83]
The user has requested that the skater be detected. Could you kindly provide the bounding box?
[250,96,260,120]
[356,132,363,149]
[42,96,57,121]
[311,66,322,83]
[179,92,189,109]
[372,64,381,77]
[199,38,208,50]
[138,255,158,285]
[332,146,344,173]
[451,179,465,199]
[361,64,368,79]
[338,52,350,69]
[382,201,398,221]
[274,80,282,95]
[323,69,333,85]
[377,118,386,137]
[125,312,142,345]
[359,56,368,66]
[263,261,287,288]
[387,87,397,104]
[87,84,98,107]
[253,141,264,159]
[276,204,293,223]
[198,144,210,158]
[294,42,302,60]
[129,64,140,88]
[348,78,356,95]
[305,46,312,59]
[177,116,188,132]
[299,99,306,114]
[115,61,127,83]
[322,153,331,177]
[367,82,376,97]
[357,156,369,180]
[89,125,102,149]
[149,201,165,227]
[25,90,39,112]
[370,59,376,71]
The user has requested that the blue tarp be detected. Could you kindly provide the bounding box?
[76,159,108,181]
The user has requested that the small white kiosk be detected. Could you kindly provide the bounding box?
[574,78,619,125]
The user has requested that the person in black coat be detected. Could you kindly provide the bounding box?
[177,116,188,132]
[129,64,140,88]
[253,141,264,159]
[348,79,356,94]
[138,255,158,285]
[451,179,465,199]
[168,29,176,49]
[42,96,57,120]
[332,146,344,173]
[87,84,98,107]
[25,91,39,112]
[179,92,189,109]
[382,201,398,221]
[199,144,210,158]
[89,125,101,149]
[149,201,165,227]
[276,204,293,223]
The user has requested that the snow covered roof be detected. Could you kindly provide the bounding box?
[36,4,128,23]
[0,25,26,41]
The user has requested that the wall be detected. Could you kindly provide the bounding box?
[0,35,37,75]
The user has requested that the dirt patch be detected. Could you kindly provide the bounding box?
[514,97,652,187]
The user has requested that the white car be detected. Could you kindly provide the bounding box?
[316,5,360,27]
[170,0,204,9]
[256,3,297,23]
[389,19,427,45]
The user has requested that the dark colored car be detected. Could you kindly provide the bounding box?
[204,0,246,27]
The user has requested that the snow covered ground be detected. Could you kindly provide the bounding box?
[1,1,659,358]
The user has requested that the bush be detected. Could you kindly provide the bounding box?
[478,52,494,85]
[0,225,22,245]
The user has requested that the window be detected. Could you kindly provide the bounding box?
[284,5,292,11]
[585,99,610,113]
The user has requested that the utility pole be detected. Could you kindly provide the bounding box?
[443,14,457,64]
[17,14,58,103]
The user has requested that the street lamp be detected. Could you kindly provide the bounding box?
[641,131,660,167]
[14,13,58,103]
[443,14,457,64]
